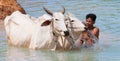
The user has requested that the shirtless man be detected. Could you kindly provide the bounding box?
[78,13,99,47]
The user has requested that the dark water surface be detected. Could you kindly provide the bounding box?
[0,0,120,61]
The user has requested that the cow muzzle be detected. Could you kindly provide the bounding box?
[64,31,69,36]
[84,27,88,31]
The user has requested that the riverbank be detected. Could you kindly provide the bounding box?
[0,20,4,31]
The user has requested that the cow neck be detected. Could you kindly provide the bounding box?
[51,20,60,50]
[66,17,76,41]
[51,19,59,37]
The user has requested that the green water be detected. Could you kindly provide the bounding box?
[0,0,120,61]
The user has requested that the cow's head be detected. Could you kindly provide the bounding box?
[43,7,69,36]
[65,12,85,32]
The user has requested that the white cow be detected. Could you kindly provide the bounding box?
[65,12,86,48]
[4,7,69,50]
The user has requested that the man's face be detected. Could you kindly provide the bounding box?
[85,18,94,28]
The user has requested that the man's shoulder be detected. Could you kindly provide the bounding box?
[93,27,99,32]
[94,26,99,30]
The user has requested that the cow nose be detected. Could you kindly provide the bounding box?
[84,27,88,31]
[64,31,69,36]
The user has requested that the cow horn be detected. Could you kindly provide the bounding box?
[43,6,53,16]
[62,6,65,14]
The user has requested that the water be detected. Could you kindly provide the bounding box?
[0,0,120,61]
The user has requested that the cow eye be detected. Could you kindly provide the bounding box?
[65,19,68,21]
[71,20,74,22]
[55,19,59,21]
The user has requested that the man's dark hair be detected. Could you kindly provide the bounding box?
[86,13,97,22]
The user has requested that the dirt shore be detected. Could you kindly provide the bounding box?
[0,20,5,31]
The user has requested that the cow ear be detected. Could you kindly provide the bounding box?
[41,20,51,26]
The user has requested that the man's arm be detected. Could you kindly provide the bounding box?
[93,27,99,39]
[86,28,99,43]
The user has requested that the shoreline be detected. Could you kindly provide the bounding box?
[0,20,5,31]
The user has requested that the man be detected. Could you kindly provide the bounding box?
[78,13,99,47]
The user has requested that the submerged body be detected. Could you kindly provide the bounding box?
[4,8,69,50]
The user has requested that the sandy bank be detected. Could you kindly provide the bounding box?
[0,20,5,31]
